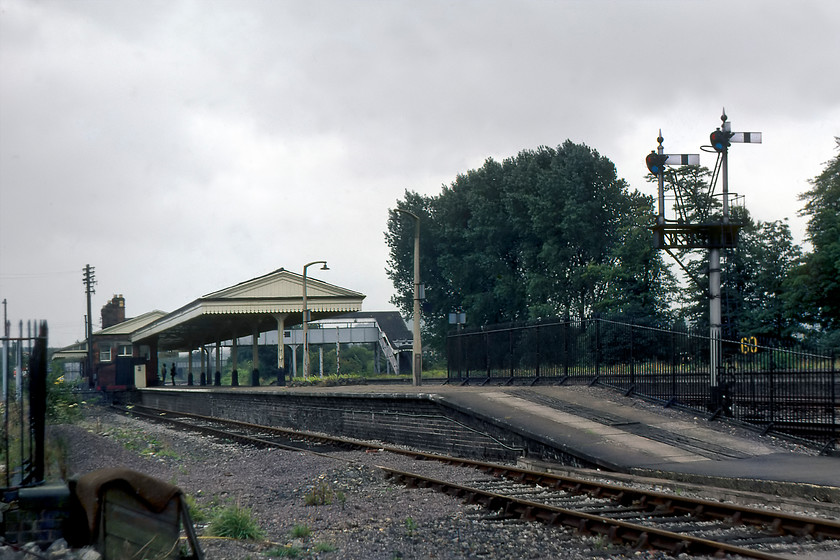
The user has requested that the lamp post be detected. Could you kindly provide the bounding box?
[302,260,329,379]
[395,209,422,386]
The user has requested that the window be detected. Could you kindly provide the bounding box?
[118,345,133,357]
[99,345,112,362]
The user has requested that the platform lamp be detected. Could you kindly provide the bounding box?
[395,209,422,386]
[302,260,329,379]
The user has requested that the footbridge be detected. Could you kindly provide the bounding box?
[284,312,413,375]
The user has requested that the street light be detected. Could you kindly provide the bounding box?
[395,209,422,386]
[302,260,329,379]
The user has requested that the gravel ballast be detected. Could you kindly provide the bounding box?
[36,402,840,560]
[44,407,673,559]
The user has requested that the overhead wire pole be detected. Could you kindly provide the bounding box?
[83,264,96,388]
[2,299,7,402]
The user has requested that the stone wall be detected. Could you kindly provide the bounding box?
[138,389,595,467]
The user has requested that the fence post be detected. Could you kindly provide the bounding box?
[629,319,635,386]
[670,325,677,400]
[832,353,837,452]
[457,328,463,379]
[29,322,47,484]
[484,329,490,379]
[446,332,452,380]
[768,348,777,428]
[594,317,601,382]
[509,327,514,378]
[563,319,569,377]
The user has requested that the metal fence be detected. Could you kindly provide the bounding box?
[446,317,838,452]
[1,321,48,490]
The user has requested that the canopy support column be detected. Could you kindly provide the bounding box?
[251,325,260,386]
[199,346,206,386]
[187,348,194,386]
[231,336,239,386]
[214,339,221,386]
[274,314,288,386]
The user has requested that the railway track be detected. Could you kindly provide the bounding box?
[121,404,840,559]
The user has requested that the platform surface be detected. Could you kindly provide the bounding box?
[150,382,840,493]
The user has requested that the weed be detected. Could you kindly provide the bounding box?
[206,504,264,540]
[106,428,181,461]
[290,523,311,539]
[313,542,336,553]
[589,534,613,550]
[46,363,83,424]
[304,477,344,506]
[265,545,302,558]
[404,517,418,536]
[184,494,208,524]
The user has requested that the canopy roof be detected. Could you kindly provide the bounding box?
[131,268,365,351]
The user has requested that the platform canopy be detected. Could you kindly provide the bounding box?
[131,267,365,351]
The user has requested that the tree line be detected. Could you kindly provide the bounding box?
[385,138,840,355]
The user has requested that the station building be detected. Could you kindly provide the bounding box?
[53,268,411,389]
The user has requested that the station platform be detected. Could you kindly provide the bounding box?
[141,382,840,505]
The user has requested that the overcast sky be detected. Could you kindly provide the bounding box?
[1,0,839,348]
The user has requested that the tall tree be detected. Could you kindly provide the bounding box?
[785,138,840,344]
[721,213,803,342]
[386,141,674,351]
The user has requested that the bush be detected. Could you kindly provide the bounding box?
[46,362,82,424]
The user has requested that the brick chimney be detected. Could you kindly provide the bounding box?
[101,294,126,328]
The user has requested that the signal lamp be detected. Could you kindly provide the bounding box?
[645,152,668,175]
[710,129,731,152]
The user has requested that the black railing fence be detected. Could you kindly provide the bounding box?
[1,321,48,491]
[446,317,837,451]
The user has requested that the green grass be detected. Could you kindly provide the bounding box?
[206,504,264,540]
[46,363,84,424]
[313,542,336,553]
[184,494,209,524]
[290,524,311,539]
[105,427,181,461]
[265,546,303,558]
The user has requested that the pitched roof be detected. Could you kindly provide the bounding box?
[96,310,168,336]
[52,310,167,360]
[132,267,365,350]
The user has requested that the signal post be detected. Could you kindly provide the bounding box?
[646,110,760,413]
